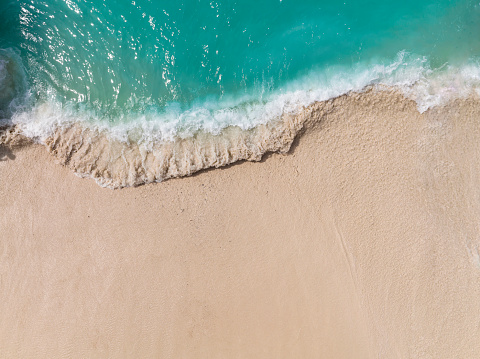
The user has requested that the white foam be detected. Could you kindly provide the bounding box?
[12,51,480,144]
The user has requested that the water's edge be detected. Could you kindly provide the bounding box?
[1,86,477,189]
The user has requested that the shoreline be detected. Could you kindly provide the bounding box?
[1,91,480,357]
[4,87,479,189]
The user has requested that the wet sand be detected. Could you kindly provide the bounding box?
[1,91,480,358]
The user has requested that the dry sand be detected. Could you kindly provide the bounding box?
[1,91,480,358]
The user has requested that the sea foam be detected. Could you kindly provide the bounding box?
[12,51,480,143]
[4,52,478,188]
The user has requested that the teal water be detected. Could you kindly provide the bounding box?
[0,0,479,140]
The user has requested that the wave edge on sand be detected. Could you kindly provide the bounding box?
[1,88,427,189]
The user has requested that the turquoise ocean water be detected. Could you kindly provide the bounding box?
[0,0,479,142]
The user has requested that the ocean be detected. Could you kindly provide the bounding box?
[1,0,479,187]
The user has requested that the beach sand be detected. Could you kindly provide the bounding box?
[1,90,480,358]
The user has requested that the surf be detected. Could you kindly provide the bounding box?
[0,0,479,187]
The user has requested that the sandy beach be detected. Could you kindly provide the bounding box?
[1,90,480,358]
